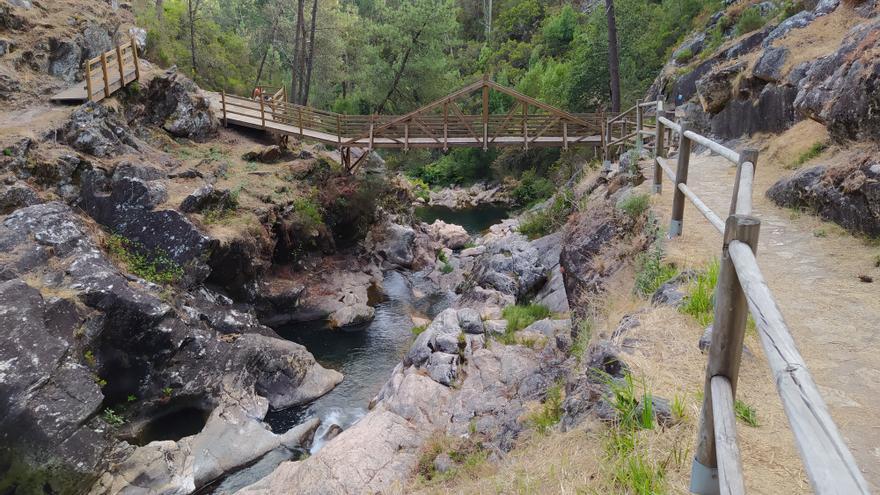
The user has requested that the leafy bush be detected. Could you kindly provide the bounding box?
[517,189,574,239]
[511,169,555,206]
[681,260,719,326]
[634,244,678,297]
[619,193,651,219]
[409,177,431,201]
[674,47,694,64]
[102,408,125,426]
[502,303,551,332]
[542,5,578,54]
[735,7,767,36]
[105,234,184,285]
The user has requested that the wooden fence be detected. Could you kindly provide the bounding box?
[85,37,140,103]
[609,102,871,494]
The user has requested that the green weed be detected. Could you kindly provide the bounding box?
[162,387,173,397]
[102,408,125,426]
[502,304,551,333]
[674,47,694,64]
[680,260,719,327]
[671,394,687,422]
[527,380,564,434]
[619,193,651,219]
[789,141,827,168]
[105,234,184,285]
[517,189,574,240]
[570,319,593,363]
[735,399,759,427]
[634,244,678,297]
[735,7,766,35]
[411,325,428,336]
[441,262,454,274]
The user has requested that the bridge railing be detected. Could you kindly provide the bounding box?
[620,102,870,494]
[84,37,140,103]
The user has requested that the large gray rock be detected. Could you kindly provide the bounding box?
[141,68,219,141]
[371,221,416,268]
[0,182,40,213]
[763,11,815,47]
[426,352,459,386]
[457,307,484,334]
[328,303,375,329]
[0,203,342,492]
[696,63,743,114]
[753,47,789,83]
[48,38,82,82]
[81,24,112,60]
[767,159,880,236]
[428,219,470,249]
[60,102,139,157]
[794,20,880,142]
[468,234,547,300]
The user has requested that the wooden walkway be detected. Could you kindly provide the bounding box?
[211,79,603,169]
[50,38,140,103]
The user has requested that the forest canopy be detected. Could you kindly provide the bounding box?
[134,0,720,185]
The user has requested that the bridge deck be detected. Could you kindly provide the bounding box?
[209,79,603,150]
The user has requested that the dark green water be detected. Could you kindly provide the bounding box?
[415,203,510,234]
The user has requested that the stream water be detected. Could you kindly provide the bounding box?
[415,203,510,234]
[207,206,505,493]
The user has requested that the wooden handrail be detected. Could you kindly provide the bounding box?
[642,103,869,495]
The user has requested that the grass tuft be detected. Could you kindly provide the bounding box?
[789,141,827,169]
[502,304,551,333]
[735,399,759,427]
[411,325,428,336]
[527,381,565,434]
[634,244,678,297]
[680,260,719,327]
[104,234,184,285]
[619,193,651,220]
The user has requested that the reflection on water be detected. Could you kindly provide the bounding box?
[415,203,509,234]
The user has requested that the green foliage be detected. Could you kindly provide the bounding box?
[102,408,125,426]
[409,177,431,201]
[2,148,11,156]
[511,169,554,207]
[527,380,564,434]
[618,193,650,219]
[518,189,574,239]
[671,394,687,422]
[409,149,495,187]
[634,244,678,297]
[441,262,454,274]
[292,196,324,229]
[681,260,719,327]
[437,249,449,263]
[105,234,184,285]
[127,395,138,403]
[790,141,828,168]
[162,387,173,397]
[542,5,578,55]
[735,399,759,427]
[411,325,428,336]
[674,47,694,64]
[502,303,551,333]
[83,350,96,366]
[735,7,767,36]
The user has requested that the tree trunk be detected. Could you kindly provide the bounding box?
[254,10,282,89]
[188,0,198,76]
[376,21,427,114]
[302,0,319,106]
[289,0,305,103]
[156,0,164,21]
[605,0,621,113]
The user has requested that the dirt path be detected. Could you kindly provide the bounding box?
[651,149,880,490]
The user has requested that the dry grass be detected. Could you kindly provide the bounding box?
[773,8,865,77]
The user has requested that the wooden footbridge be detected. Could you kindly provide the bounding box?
[211,78,604,170]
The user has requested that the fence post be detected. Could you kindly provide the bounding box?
[691,214,761,495]
[259,96,265,127]
[85,61,93,102]
[653,101,665,194]
[100,52,111,99]
[130,36,141,80]
[635,99,643,150]
[669,120,692,237]
[115,45,125,88]
[221,90,227,128]
[729,149,758,216]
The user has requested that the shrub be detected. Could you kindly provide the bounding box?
[502,303,551,332]
[619,193,651,219]
[441,262,454,274]
[517,189,574,239]
[105,234,184,285]
[674,47,694,64]
[102,408,125,426]
[735,7,766,36]
[410,177,431,201]
[411,325,428,336]
[510,169,555,206]
[681,260,719,326]
[634,244,678,297]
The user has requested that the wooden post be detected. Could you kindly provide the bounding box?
[298,107,303,135]
[337,115,342,145]
[443,102,449,152]
[260,97,266,127]
[369,114,375,151]
[404,121,410,152]
[691,214,760,495]
[522,102,528,151]
[635,99,643,149]
[653,101,665,194]
[221,90,227,127]
[729,149,758,216]
[115,45,125,88]
[130,37,141,80]
[482,77,490,151]
[562,121,568,151]
[86,61,94,102]
[100,53,111,98]
[669,120,692,237]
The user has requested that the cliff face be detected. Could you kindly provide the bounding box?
[650,0,879,142]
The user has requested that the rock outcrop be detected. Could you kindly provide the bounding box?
[0,203,341,491]
[767,157,880,236]
[139,68,219,141]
